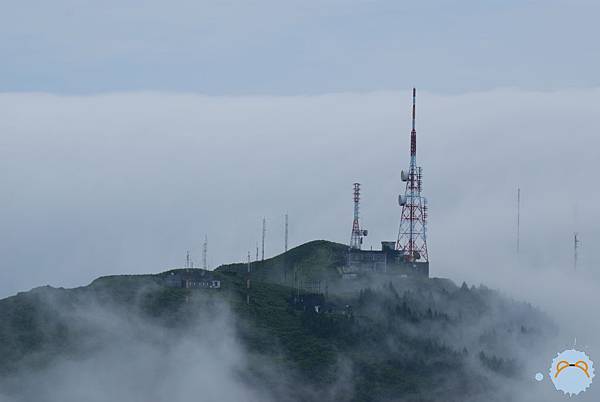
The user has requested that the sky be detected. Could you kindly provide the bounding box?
[2,0,600,94]
[1,1,600,400]
[1,89,599,291]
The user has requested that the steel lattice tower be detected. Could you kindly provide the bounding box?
[396,88,429,262]
[350,183,368,249]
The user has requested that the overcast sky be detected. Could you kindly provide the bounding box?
[2,2,600,395]
[1,0,600,375]
[1,88,599,289]
[2,0,600,94]
[2,88,600,396]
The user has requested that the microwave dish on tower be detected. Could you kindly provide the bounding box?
[396,88,429,263]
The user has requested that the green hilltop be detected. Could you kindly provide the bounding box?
[216,239,347,285]
[0,240,555,402]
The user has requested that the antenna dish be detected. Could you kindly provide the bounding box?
[401,170,409,182]
[398,195,406,206]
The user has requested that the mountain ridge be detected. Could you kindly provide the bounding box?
[0,240,555,402]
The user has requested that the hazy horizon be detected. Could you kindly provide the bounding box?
[2,2,599,400]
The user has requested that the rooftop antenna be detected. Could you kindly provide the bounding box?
[285,213,289,252]
[202,235,208,270]
[262,218,266,261]
[255,243,259,261]
[350,183,368,249]
[517,187,520,254]
[574,232,580,272]
[185,250,191,269]
[397,88,429,263]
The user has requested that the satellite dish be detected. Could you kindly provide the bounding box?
[398,195,406,206]
[401,170,409,182]
[414,251,421,260]
[362,229,368,236]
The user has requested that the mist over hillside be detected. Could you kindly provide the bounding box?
[2,0,599,399]
[1,89,599,400]
[0,241,561,402]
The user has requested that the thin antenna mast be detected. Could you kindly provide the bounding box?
[186,250,191,269]
[262,218,266,261]
[202,235,208,270]
[246,251,251,305]
[285,213,289,252]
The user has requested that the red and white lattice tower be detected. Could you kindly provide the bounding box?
[396,88,429,262]
[350,183,368,249]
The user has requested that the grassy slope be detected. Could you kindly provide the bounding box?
[0,241,555,402]
[216,239,348,285]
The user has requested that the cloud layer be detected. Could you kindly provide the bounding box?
[1,90,599,400]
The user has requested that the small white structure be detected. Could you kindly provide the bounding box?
[164,271,221,289]
[184,279,221,289]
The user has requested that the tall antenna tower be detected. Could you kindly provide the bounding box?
[517,187,520,254]
[350,183,368,249]
[261,218,266,261]
[285,213,289,252]
[396,88,429,262]
[202,235,208,269]
[574,232,580,271]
